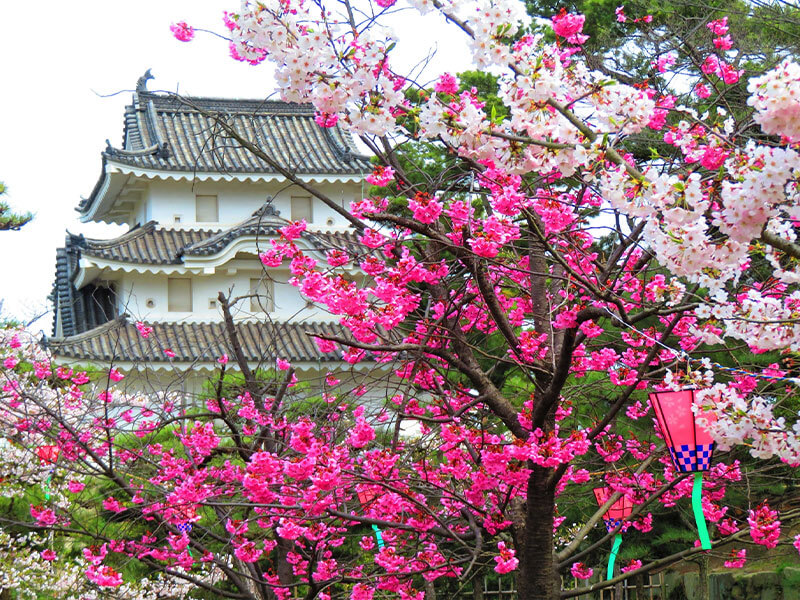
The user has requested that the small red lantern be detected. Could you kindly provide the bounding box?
[36,445,60,465]
[649,389,716,472]
[593,487,634,580]
[593,488,633,532]
[356,487,384,549]
[357,488,378,508]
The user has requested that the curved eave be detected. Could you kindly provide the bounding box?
[108,162,366,184]
[80,159,365,225]
[181,234,332,270]
[79,167,129,225]
[76,257,189,283]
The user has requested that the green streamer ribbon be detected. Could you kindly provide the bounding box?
[692,472,712,550]
[43,473,52,501]
[607,534,623,580]
[372,524,385,549]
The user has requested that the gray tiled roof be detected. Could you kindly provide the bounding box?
[46,317,350,365]
[74,217,365,267]
[112,92,369,175]
[80,222,220,265]
[78,89,370,216]
[112,91,368,172]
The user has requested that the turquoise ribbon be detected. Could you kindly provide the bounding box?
[371,524,384,549]
[607,534,622,580]
[43,473,52,501]
[692,472,712,550]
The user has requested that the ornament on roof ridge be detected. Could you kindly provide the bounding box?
[136,69,154,93]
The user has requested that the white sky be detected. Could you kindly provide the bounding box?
[0,1,470,333]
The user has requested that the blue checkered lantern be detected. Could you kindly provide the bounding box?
[649,388,718,550]
[649,389,716,473]
[176,522,193,534]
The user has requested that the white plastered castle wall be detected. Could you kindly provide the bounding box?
[135,178,364,229]
[113,265,335,323]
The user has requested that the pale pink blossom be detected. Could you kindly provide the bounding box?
[170,21,195,42]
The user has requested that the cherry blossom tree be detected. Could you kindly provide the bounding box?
[189,1,800,597]
[5,1,800,599]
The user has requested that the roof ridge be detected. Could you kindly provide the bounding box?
[135,319,335,327]
[138,91,316,115]
[180,208,286,255]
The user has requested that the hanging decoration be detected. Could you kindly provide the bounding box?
[173,505,197,557]
[357,488,385,549]
[35,445,60,501]
[593,488,633,580]
[649,388,716,550]
[176,522,193,534]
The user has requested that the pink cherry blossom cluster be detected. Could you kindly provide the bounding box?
[748,503,781,548]
[552,10,588,46]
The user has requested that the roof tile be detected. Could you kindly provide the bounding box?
[109,92,370,176]
[47,319,351,365]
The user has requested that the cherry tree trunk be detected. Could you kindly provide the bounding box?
[517,465,558,600]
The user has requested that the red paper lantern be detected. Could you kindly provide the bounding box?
[649,389,716,473]
[593,488,633,532]
[357,488,378,508]
[35,445,60,465]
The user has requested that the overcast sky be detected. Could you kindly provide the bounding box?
[0,1,470,333]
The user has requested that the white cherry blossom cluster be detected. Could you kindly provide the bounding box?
[229,1,404,135]
[747,59,800,141]
[469,1,531,68]
[584,81,655,135]
[695,385,800,464]
[0,529,205,600]
[697,289,800,351]
[222,1,800,359]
